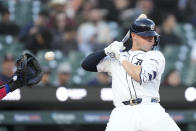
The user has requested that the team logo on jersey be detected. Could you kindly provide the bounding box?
[134,58,143,65]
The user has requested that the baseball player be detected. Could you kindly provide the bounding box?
[0,53,42,100]
[81,14,181,131]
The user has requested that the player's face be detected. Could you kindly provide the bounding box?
[132,33,155,51]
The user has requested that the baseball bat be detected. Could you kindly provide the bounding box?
[121,30,131,51]
[122,30,130,44]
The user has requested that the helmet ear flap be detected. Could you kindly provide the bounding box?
[152,35,160,50]
[155,35,160,46]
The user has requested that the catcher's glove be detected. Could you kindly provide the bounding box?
[8,52,43,92]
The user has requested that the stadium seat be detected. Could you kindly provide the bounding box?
[2,0,47,26]
[161,24,196,85]
[68,51,96,85]
[183,62,196,85]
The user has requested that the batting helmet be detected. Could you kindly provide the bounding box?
[130,16,159,49]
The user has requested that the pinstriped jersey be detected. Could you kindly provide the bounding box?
[97,50,165,107]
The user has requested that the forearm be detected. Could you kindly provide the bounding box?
[81,50,106,72]
[121,60,142,82]
[0,84,10,100]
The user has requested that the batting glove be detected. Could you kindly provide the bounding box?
[104,41,125,58]
[111,49,129,63]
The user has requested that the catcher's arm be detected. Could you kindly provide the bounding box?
[0,85,9,100]
[0,77,23,100]
[0,52,42,100]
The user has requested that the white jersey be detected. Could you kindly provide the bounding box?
[97,50,165,107]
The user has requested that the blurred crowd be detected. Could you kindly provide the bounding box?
[0,0,196,88]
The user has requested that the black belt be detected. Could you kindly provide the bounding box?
[122,98,159,106]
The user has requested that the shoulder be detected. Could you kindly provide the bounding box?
[100,55,117,64]
[143,51,165,65]
[145,51,165,60]
[128,50,145,55]
[102,55,115,61]
[146,50,164,56]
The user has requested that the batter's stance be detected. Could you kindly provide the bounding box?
[81,14,181,131]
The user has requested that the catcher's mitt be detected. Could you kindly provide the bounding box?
[8,52,43,91]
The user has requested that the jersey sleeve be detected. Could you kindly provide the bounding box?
[0,85,10,100]
[140,51,165,83]
[97,56,113,73]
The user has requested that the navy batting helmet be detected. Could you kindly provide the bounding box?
[130,16,159,48]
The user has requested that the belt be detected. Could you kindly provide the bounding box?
[122,98,159,106]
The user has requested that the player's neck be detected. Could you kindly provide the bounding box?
[131,44,148,52]
[131,44,138,51]
[131,46,143,52]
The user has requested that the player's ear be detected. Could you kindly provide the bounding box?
[131,33,136,40]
